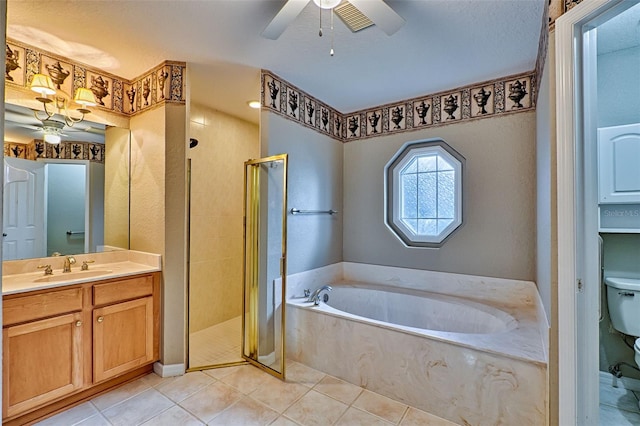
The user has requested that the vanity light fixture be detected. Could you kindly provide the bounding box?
[30,73,97,128]
[248,100,261,109]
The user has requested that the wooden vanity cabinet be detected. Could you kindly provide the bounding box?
[2,272,160,424]
[92,275,156,383]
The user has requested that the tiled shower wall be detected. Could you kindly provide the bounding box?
[188,103,259,332]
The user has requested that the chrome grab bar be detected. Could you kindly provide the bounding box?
[290,208,338,215]
[66,230,85,235]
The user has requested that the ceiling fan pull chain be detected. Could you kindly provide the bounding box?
[319,2,323,37]
[330,8,335,56]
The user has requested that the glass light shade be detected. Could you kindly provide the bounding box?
[313,0,341,9]
[43,133,61,144]
[247,100,261,109]
[74,87,97,107]
[30,74,56,95]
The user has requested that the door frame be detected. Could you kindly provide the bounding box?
[556,0,627,424]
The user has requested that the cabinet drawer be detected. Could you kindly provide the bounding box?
[3,288,83,326]
[93,275,153,306]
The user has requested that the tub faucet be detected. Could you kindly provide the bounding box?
[63,256,76,273]
[307,285,332,305]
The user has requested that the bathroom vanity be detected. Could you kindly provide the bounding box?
[1,251,161,425]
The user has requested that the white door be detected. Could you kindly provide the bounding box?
[2,157,46,260]
[556,0,639,424]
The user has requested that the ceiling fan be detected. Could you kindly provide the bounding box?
[5,104,105,144]
[262,0,405,40]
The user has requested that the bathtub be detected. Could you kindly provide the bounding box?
[286,263,548,425]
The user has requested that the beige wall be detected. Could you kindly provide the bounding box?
[344,111,537,282]
[188,103,259,332]
[129,104,188,366]
[104,127,131,249]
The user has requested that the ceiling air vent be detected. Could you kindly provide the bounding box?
[334,1,374,32]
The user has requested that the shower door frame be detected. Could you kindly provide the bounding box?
[242,154,288,380]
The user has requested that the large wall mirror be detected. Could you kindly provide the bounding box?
[3,103,130,261]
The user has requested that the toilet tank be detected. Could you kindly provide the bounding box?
[606,277,640,337]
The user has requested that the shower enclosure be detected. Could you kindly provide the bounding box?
[243,154,288,378]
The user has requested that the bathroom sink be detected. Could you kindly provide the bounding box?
[33,269,114,283]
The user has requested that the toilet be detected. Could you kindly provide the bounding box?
[605,276,640,368]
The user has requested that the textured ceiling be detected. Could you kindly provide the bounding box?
[7,0,545,125]
[597,1,640,55]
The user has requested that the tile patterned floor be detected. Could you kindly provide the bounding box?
[189,316,242,368]
[35,362,457,426]
[599,374,640,425]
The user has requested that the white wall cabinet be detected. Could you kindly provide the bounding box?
[598,123,640,204]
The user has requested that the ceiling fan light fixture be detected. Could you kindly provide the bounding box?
[43,132,61,144]
[313,0,341,10]
[247,100,261,109]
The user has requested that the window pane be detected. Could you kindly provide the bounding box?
[401,173,417,219]
[437,155,454,171]
[417,172,436,218]
[403,219,418,234]
[418,219,437,236]
[418,155,437,172]
[437,218,454,233]
[403,157,418,174]
[438,171,455,218]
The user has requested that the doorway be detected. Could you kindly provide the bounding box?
[556,0,640,424]
[243,154,288,379]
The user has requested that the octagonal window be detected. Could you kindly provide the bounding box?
[384,139,464,248]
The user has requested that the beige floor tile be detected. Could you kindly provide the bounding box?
[140,372,177,388]
[203,364,247,380]
[156,371,214,402]
[34,402,98,426]
[270,416,301,426]
[400,407,458,425]
[101,388,174,426]
[313,375,363,405]
[335,407,393,426]
[283,390,349,426]
[91,377,153,411]
[208,396,279,425]
[141,405,204,425]
[251,374,310,413]
[352,390,408,424]
[179,381,243,423]
[74,413,111,426]
[286,361,326,387]
[219,364,273,394]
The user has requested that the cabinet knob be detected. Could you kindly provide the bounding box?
[76,320,82,327]
[97,316,104,323]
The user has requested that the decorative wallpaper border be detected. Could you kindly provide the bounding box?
[549,0,584,29]
[4,140,105,164]
[262,69,536,143]
[5,38,186,118]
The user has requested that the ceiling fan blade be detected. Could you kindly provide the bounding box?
[349,0,405,35]
[262,0,309,40]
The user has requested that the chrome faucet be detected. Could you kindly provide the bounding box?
[307,285,332,305]
[63,256,76,273]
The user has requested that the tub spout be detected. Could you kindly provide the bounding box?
[308,285,332,305]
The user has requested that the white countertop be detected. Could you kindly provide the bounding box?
[2,250,162,295]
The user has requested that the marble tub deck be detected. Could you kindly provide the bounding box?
[285,262,549,425]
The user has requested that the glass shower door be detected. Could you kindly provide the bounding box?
[243,154,288,379]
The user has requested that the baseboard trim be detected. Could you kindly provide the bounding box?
[153,362,185,377]
[600,370,640,392]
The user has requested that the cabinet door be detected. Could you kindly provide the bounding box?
[598,124,640,203]
[3,312,84,418]
[93,296,154,383]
